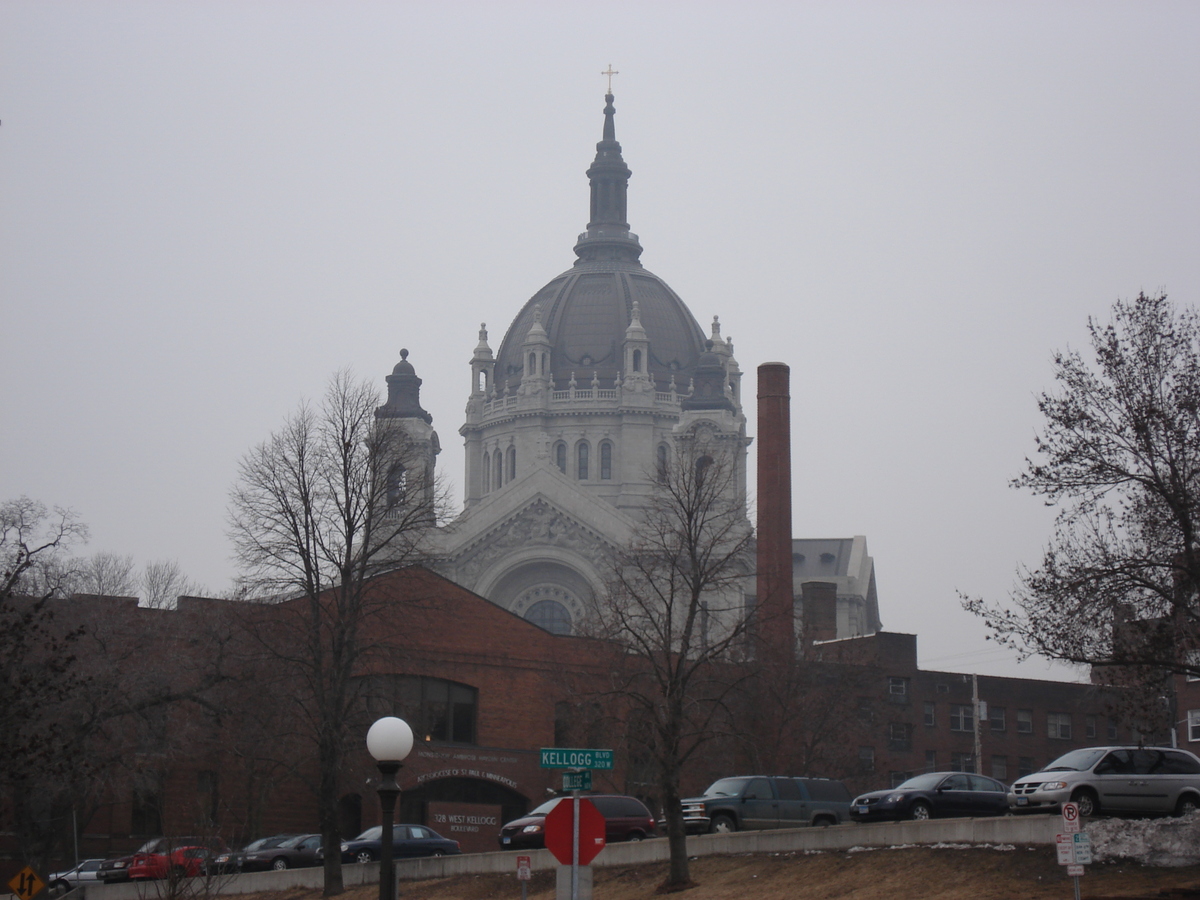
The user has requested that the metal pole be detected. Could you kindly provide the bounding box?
[377,760,402,900]
[972,674,982,774]
[571,790,580,900]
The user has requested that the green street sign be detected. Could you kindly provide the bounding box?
[539,748,614,770]
[562,770,592,791]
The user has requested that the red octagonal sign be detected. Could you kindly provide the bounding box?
[544,797,606,866]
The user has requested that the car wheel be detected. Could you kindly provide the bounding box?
[355,851,374,864]
[50,881,70,896]
[271,858,289,871]
[627,832,644,842]
[171,866,187,880]
[1071,788,1099,818]
[709,814,736,834]
[812,816,835,827]
[1175,794,1199,817]
[909,801,932,821]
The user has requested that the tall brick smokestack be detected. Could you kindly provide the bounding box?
[756,362,795,662]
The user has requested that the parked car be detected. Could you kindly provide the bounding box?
[97,838,226,882]
[499,794,657,849]
[46,859,104,894]
[240,833,323,871]
[680,776,852,834]
[341,825,460,862]
[850,772,1009,822]
[1008,746,1200,818]
[211,834,305,873]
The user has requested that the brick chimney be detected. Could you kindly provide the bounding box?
[756,362,795,661]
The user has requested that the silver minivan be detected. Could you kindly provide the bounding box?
[1009,746,1200,817]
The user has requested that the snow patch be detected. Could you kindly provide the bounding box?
[1087,813,1200,867]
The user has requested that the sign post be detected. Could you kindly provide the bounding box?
[516,855,531,900]
[1056,802,1086,900]
[540,747,612,900]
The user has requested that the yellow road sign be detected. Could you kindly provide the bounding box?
[8,866,46,900]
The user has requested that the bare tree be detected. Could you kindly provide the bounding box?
[965,292,1200,679]
[142,559,206,609]
[589,441,753,890]
[228,370,443,895]
[74,552,138,597]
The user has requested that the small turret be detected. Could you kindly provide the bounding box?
[622,300,652,387]
[470,323,495,397]
[377,349,433,423]
[520,305,552,393]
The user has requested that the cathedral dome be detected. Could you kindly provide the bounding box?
[494,93,707,393]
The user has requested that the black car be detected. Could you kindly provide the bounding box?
[341,825,460,862]
[680,776,852,833]
[850,772,1009,822]
[498,794,657,849]
[239,833,323,871]
[211,834,304,873]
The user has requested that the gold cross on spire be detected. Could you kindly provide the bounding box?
[601,64,619,93]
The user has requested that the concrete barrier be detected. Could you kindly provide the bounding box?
[66,816,1060,898]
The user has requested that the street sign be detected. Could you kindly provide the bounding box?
[563,770,593,792]
[1056,834,1074,866]
[1072,832,1092,865]
[540,748,614,770]
[1067,864,1085,877]
[8,867,45,900]
[545,797,607,866]
[1061,802,1080,833]
[516,855,532,881]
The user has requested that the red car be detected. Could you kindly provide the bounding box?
[125,838,225,880]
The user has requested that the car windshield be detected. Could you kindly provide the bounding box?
[353,827,383,841]
[279,834,312,848]
[703,778,750,798]
[1042,748,1108,773]
[895,774,947,791]
[528,798,564,816]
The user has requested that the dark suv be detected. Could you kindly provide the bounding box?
[681,776,852,833]
[499,794,656,849]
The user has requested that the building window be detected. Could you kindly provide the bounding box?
[888,676,909,697]
[1085,715,1097,739]
[386,464,407,508]
[859,746,875,772]
[1107,718,1118,741]
[528,351,537,374]
[924,702,936,727]
[1189,710,1200,742]
[991,756,1008,781]
[888,722,912,752]
[950,752,975,773]
[577,442,589,480]
[656,444,668,482]
[526,600,572,636]
[990,706,1006,732]
[507,446,516,481]
[360,675,478,745]
[600,441,612,480]
[131,780,163,835]
[494,451,503,490]
[482,452,491,493]
[1017,709,1033,734]
[1018,757,1035,778]
[890,771,913,788]
[936,683,950,694]
[949,704,974,733]
[1047,712,1072,740]
[555,442,567,474]
[925,750,937,772]
[632,348,642,372]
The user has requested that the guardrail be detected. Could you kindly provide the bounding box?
[46,816,1060,899]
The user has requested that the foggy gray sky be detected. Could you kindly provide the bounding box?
[2,1,1197,681]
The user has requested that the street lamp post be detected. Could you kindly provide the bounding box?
[367,717,414,900]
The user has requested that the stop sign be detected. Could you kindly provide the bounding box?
[544,797,606,865]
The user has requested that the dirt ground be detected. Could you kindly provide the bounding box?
[239,846,1200,900]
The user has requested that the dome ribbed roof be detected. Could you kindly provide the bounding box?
[494,94,706,392]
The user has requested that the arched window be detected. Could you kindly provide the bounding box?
[554,442,567,474]
[387,464,407,508]
[506,446,516,481]
[656,444,669,483]
[528,352,537,374]
[695,454,714,486]
[600,442,612,480]
[541,352,548,374]
[494,451,504,490]
[482,452,491,493]
[577,442,589,480]
[632,349,642,372]
[525,600,572,635]
[477,370,487,393]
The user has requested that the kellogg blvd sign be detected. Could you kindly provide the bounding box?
[540,748,614,770]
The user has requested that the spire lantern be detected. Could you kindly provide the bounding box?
[573,91,643,265]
